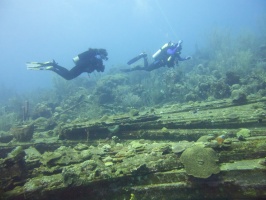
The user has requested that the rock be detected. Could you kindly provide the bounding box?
[80,149,92,160]
[108,125,120,134]
[236,128,251,139]
[1,146,26,191]
[24,146,42,169]
[74,143,89,151]
[180,145,220,178]
[7,146,25,159]
[31,103,53,119]
[24,146,41,161]
[225,71,240,85]
[11,124,34,142]
[103,156,113,162]
[131,164,149,176]
[171,141,193,154]
[129,109,139,116]
[197,135,215,142]
[231,90,247,104]
[104,161,113,167]
[41,151,62,166]
[130,141,144,150]
[161,127,169,133]
[102,144,112,152]
[80,160,97,171]
[62,167,79,186]
[0,131,13,143]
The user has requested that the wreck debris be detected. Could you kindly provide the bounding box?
[1,98,266,199]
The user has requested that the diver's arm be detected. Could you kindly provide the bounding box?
[177,54,191,61]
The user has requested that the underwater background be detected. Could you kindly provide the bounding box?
[1,1,266,199]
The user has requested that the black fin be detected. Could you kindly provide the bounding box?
[127,53,146,65]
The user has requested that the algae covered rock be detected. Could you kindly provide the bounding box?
[171,141,193,154]
[7,146,25,159]
[231,89,247,104]
[180,145,220,178]
[236,128,251,139]
[41,151,62,166]
[129,109,139,117]
[11,124,34,142]
[1,146,26,191]
[0,131,13,143]
[24,146,42,163]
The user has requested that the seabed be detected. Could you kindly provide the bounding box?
[1,97,266,200]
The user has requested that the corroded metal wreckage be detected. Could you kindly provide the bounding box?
[1,97,266,199]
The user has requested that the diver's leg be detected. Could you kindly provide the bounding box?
[121,65,144,72]
[122,53,148,72]
[143,56,148,67]
[51,65,83,80]
[144,61,162,71]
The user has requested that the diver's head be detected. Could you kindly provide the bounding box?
[98,49,108,61]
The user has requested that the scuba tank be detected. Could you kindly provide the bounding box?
[72,50,91,65]
[72,55,80,64]
[152,42,171,59]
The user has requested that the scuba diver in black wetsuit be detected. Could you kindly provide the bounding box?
[27,48,108,80]
[122,40,191,72]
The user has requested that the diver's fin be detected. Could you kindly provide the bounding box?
[26,61,54,70]
[127,53,147,65]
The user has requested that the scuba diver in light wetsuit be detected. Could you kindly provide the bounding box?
[27,48,108,80]
[122,40,191,72]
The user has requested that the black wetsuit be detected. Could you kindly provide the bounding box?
[51,48,107,80]
[133,53,186,72]
[124,42,190,72]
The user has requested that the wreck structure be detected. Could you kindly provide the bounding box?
[1,97,266,199]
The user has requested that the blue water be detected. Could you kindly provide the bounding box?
[0,0,265,93]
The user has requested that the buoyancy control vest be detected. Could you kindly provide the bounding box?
[152,42,176,61]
